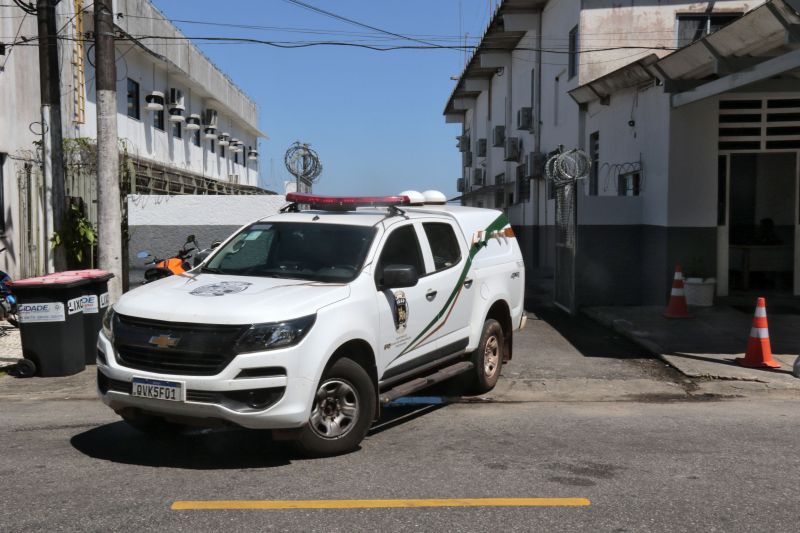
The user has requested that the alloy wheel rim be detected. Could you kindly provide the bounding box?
[309,378,359,439]
[484,335,500,377]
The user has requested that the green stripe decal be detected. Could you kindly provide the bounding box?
[398,213,510,357]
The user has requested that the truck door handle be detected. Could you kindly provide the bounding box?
[426,290,437,301]
[464,278,473,288]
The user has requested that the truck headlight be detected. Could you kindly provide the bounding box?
[102,306,115,342]
[234,314,316,353]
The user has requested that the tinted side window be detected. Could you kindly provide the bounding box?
[376,225,425,286]
[423,223,461,271]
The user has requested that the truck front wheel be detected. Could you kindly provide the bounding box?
[296,357,376,456]
[466,318,504,394]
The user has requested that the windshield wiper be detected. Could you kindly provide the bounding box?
[200,266,223,274]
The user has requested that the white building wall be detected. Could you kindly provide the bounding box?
[0,12,45,279]
[0,1,265,280]
[79,45,259,186]
[579,1,757,83]
[668,97,720,227]
[582,83,671,227]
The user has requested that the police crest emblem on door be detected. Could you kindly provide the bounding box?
[394,291,408,331]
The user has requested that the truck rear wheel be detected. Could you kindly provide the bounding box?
[296,357,375,456]
[466,318,504,395]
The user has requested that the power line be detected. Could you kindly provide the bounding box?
[280,0,440,48]
[0,8,27,71]
[7,32,680,56]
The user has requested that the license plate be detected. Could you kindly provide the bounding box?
[131,377,184,402]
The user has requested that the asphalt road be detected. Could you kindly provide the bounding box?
[1,307,795,531]
[2,396,799,532]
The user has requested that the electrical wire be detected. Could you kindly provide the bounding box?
[0,8,27,71]
[280,0,440,48]
[12,0,35,15]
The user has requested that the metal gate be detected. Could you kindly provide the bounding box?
[16,155,45,278]
[547,149,590,315]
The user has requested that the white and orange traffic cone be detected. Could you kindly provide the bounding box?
[664,264,692,319]
[736,297,781,369]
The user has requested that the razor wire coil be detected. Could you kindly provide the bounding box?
[285,141,323,184]
[545,148,592,187]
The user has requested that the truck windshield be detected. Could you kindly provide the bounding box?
[203,222,376,282]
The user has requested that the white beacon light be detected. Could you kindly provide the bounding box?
[399,190,426,206]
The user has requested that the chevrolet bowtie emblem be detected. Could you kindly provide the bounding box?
[148,334,180,348]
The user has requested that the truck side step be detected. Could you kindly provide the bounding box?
[379,361,474,404]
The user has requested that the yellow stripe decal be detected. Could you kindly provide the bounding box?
[171,497,590,510]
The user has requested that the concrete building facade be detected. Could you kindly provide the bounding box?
[445,0,800,311]
[0,0,266,278]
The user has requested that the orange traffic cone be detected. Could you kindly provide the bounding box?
[664,264,692,318]
[736,297,781,369]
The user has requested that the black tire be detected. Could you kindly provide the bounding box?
[295,357,376,457]
[120,411,184,436]
[466,318,504,395]
[14,358,36,378]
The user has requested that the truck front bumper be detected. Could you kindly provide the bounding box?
[96,332,313,429]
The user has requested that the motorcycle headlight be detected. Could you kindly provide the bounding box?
[102,306,115,342]
[234,314,316,354]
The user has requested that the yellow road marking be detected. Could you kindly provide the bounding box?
[171,498,590,510]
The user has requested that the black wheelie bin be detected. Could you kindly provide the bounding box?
[11,273,92,377]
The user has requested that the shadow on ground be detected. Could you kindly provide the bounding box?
[532,305,651,360]
[71,400,451,469]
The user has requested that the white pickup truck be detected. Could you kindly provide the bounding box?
[97,191,526,455]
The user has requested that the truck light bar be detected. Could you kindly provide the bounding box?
[285,193,410,210]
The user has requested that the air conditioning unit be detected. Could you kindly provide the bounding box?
[202,108,218,127]
[476,138,487,157]
[527,151,546,179]
[145,90,165,111]
[457,134,470,153]
[517,107,533,130]
[473,168,484,186]
[504,137,520,162]
[492,125,505,147]
[168,89,185,123]
[185,113,201,131]
[464,151,473,168]
[457,178,465,193]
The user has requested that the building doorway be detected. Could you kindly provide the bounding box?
[728,153,797,294]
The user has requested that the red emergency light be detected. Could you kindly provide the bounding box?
[285,193,410,211]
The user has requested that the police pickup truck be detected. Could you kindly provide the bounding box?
[97,190,526,455]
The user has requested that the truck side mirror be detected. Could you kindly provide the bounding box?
[381,264,419,289]
[211,240,222,249]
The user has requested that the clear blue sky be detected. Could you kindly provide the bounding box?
[153,0,492,197]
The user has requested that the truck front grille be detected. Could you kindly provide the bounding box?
[112,314,248,376]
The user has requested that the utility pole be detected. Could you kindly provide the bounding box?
[94,0,122,300]
[36,0,67,272]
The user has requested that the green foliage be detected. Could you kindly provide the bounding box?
[50,202,97,266]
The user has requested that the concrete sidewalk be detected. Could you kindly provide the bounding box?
[585,305,800,394]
